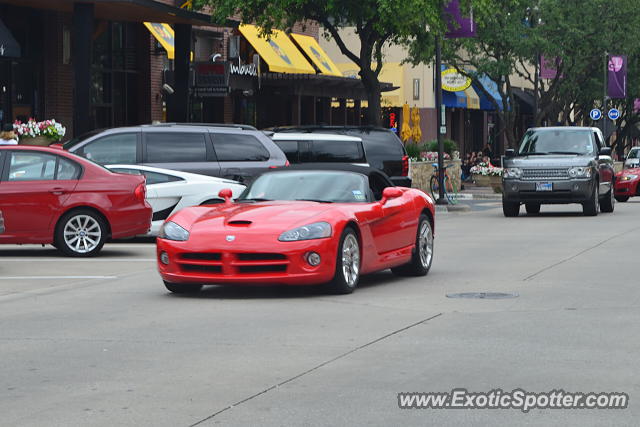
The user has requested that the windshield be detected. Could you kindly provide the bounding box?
[518,129,595,155]
[627,149,640,159]
[239,171,369,203]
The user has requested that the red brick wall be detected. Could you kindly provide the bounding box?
[43,12,74,137]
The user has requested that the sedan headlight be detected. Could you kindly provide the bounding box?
[568,167,592,178]
[279,222,332,242]
[621,174,638,181]
[159,221,190,241]
[503,168,523,179]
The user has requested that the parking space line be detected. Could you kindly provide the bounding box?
[0,276,117,280]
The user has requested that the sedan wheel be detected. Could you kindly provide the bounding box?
[329,228,360,294]
[55,210,107,257]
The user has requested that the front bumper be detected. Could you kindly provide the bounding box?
[503,179,594,204]
[157,236,339,286]
[615,179,640,196]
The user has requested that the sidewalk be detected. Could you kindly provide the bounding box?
[457,181,502,200]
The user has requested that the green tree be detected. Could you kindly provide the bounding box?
[194,0,482,126]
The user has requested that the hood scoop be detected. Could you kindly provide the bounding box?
[228,220,252,226]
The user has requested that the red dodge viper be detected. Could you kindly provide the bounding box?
[156,165,435,294]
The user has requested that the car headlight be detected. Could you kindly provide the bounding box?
[159,221,190,241]
[568,167,592,178]
[503,168,522,179]
[278,222,332,242]
[621,174,638,181]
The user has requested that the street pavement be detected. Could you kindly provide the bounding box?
[1,200,639,426]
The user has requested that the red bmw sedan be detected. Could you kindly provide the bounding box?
[0,145,152,256]
[614,167,640,202]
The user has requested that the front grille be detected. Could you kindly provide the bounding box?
[176,252,288,276]
[522,168,569,180]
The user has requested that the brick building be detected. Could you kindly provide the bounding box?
[0,0,383,139]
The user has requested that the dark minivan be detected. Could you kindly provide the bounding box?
[64,123,288,184]
[268,126,410,186]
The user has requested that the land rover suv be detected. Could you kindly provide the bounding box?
[502,127,615,217]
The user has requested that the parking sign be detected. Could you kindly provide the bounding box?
[589,109,602,121]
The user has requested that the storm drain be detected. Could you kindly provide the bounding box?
[446,292,519,299]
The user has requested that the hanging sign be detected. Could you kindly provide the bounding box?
[441,68,472,92]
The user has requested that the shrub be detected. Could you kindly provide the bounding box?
[426,139,458,155]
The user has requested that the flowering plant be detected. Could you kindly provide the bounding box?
[13,119,66,141]
[410,151,451,162]
[470,162,503,176]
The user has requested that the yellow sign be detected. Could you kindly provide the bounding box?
[441,68,472,92]
[238,25,315,74]
[290,33,342,76]
[144,23,176,59]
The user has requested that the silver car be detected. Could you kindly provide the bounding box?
[64,123,288,184]
[624,147,640,169]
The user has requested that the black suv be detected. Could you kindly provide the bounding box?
[64,123,288,184]
[502,127,615,216]
[267,126,411,186]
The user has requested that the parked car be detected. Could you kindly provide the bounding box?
[0,145,152,256]
[107,164,245,235]
[157,164,434,295]
[267,126,411,186]
[64,123,288,184]
[502,127,615,217]
[624,147,640,169]
[614,167,640,202]
[270,133,368,166]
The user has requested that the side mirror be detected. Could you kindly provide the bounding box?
[505,149,515,158]
[599,147,612,156]
[218,188,233,204]
[380,187,403,204]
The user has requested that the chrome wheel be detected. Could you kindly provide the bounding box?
[63,215,102,254]
[418,221,434,269]
[341,234,360,288]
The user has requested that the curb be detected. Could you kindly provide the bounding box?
[435,203,472,213]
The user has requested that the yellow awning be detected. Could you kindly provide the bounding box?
[290,33,342,76]
[464,86,480,109]
[334,62,404,107]
[238,24,315,74]
[144,23,176,59]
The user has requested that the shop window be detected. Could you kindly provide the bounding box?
[413,79,420,100]
[145,132,207,163]
[212,134,269,161]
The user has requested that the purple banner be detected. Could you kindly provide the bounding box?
[539,55,559,79]
[608,55,627,99]
[444,0,476,39]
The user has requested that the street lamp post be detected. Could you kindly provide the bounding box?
[435,35,447,205]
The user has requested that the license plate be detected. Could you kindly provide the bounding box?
[536,182,553,191]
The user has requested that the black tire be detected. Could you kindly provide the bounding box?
[164,281,203,294]
[328,227,360,294]
[615,196,629,202]
[502,199,520,217]
[600,185,615,213]
[525,203,541,214]
[54,209,107,257]
[391,214,433,277]
[582,182,599,216]
[429,175,439,201]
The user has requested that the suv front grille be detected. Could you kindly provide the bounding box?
[522,168,569,180]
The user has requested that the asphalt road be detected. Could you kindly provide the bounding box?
[1,200,639,426]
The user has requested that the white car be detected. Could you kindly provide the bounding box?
[624,147,640,169]
[107,165,245,236]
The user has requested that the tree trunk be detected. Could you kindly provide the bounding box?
[360,69,383,126]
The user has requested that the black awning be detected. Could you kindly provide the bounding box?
[513,88,534,114]
[0,18,20,58]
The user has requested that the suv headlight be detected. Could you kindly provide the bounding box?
[503,168,523,179]
[568,167,592,178]
[279,222,332,242]
[159,221,190,241]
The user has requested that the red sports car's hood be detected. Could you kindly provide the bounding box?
[174,202,336,235]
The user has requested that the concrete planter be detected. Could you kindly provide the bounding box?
[19,136,52,146]
[489,175,503,193]
[472,174,491,187]
[410,160,461,194]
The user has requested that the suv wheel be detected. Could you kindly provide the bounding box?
[600,185,615,213]
[502,198,520,217]
[583,182,599,216]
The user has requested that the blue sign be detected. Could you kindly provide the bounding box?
[589,109,602,121]
[608,108,620,120]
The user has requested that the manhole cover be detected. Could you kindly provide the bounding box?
[446,292,519,299]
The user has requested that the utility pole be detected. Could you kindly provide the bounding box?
[603,51,608,143]
[435,35,447,205]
